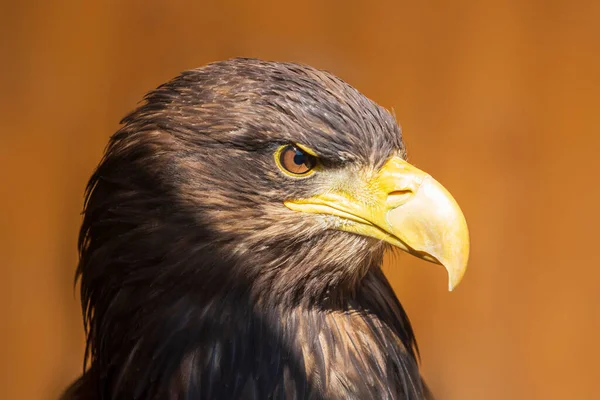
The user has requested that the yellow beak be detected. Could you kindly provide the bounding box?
[284,156,470,291]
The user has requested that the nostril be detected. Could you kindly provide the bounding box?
[387,190,413,206]
[389,189,412,196]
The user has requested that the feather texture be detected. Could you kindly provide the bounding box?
[63,58,433,399]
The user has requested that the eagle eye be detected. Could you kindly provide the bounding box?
[276,145,318,177]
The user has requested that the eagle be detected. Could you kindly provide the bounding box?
[63,58,469,400]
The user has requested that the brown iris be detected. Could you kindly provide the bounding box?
[277,145,317,176]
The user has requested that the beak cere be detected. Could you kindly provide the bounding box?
[284,156,470,291]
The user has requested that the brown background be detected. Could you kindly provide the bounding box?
[1,0,599,399]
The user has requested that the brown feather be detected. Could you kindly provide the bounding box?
[63,58,432,399]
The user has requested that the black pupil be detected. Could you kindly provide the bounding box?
[293,149,308,166]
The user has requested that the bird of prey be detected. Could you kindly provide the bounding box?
[63,58,469,400]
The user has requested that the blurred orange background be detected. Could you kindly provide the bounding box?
[1,1,599,399]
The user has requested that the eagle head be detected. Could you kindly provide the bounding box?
[74,58,469,399]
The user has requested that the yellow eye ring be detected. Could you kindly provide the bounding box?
[275,144,319,178]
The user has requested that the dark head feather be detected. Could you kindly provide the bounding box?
[65,58,430,400]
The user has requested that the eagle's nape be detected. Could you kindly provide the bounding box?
[63,58,469,400]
